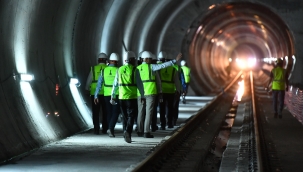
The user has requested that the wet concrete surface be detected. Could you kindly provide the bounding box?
[0,97,209,172]
[0,123,177,172]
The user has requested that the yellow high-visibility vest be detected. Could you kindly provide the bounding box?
[272,67,286,90]
[90,64,107,95]
[118,65,137,99]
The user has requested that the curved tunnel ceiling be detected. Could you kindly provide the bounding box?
[187,2,295,95]
[0,0,300,163]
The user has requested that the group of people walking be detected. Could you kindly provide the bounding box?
[85,51,190,143]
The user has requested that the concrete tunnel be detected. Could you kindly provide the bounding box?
[0,0,302,162]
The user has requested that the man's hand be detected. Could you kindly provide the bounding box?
[110,97,117,105]
[182,91,187,96]
[175,53,182,61]
[94,98,99,105]
[265,86,269,92]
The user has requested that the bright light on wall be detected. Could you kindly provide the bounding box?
[20,82,57,140]
[69,83,93,126]
[263,57,279,64]
[20,74,35,81]
[70,78,81,87]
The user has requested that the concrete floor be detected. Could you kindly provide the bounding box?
[0,122,181,172]
[0,97,206,172]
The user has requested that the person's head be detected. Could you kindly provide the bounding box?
[137,51,144,65]
[151,53,158,64]
[157,51,167,63]
[141,51,153,64]
[97,53,108,64]
[109,53,119,65]
[276,58,283,67]
[124,51,136,65]
[180,60,186,66]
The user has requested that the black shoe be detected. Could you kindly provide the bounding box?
[167,125,174,128]
[160,126,166,130]
[274,113,278,118]
[102,130,107,134]
[144,133,154,138]
[151,126,158,132]
[137,132,144,137]
[107,129,115,137]
[124,131,131,143]
[94,128,100,135]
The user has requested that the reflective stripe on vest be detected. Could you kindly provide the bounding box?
[160,66,176,93]
[90,64,107,95]
[181,66,190,84]
[118,65,137,99]
[137,63,157,95]
[272,67,286,90]
[103,66,118,96]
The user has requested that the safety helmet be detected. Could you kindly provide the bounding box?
[109,53,119,61]
[138,51,144,59]
[276,58,283,64]
[158,51,167,60]
[124,51,136,61]
[141,51,152,59]
[181,60,186,66]
[98,53,108,59]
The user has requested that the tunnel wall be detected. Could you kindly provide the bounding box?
[256,0,303,88]
[0,0,303,163]
[0,0,90,162]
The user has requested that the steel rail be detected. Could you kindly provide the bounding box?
[132,71,243,171]
[250,70,263,171]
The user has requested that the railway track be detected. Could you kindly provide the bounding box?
[132,71,272,172]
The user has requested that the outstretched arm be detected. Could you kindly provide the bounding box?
[151,53,183,71]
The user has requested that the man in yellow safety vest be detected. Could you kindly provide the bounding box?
[137,51,182,138]
[94,53,120,137]
[85,53,108,134]
[266,58,289,118]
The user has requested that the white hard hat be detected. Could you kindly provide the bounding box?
[138,51,144,59]
[181,60,186,66]
[124,51,136,60]
[158,51,167,59]
[98,53,108,59]
[109,53,119,61]
[141,51,152,59]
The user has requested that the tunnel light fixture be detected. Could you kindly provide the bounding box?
[20,74,35,81]
[70,78,81,87]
